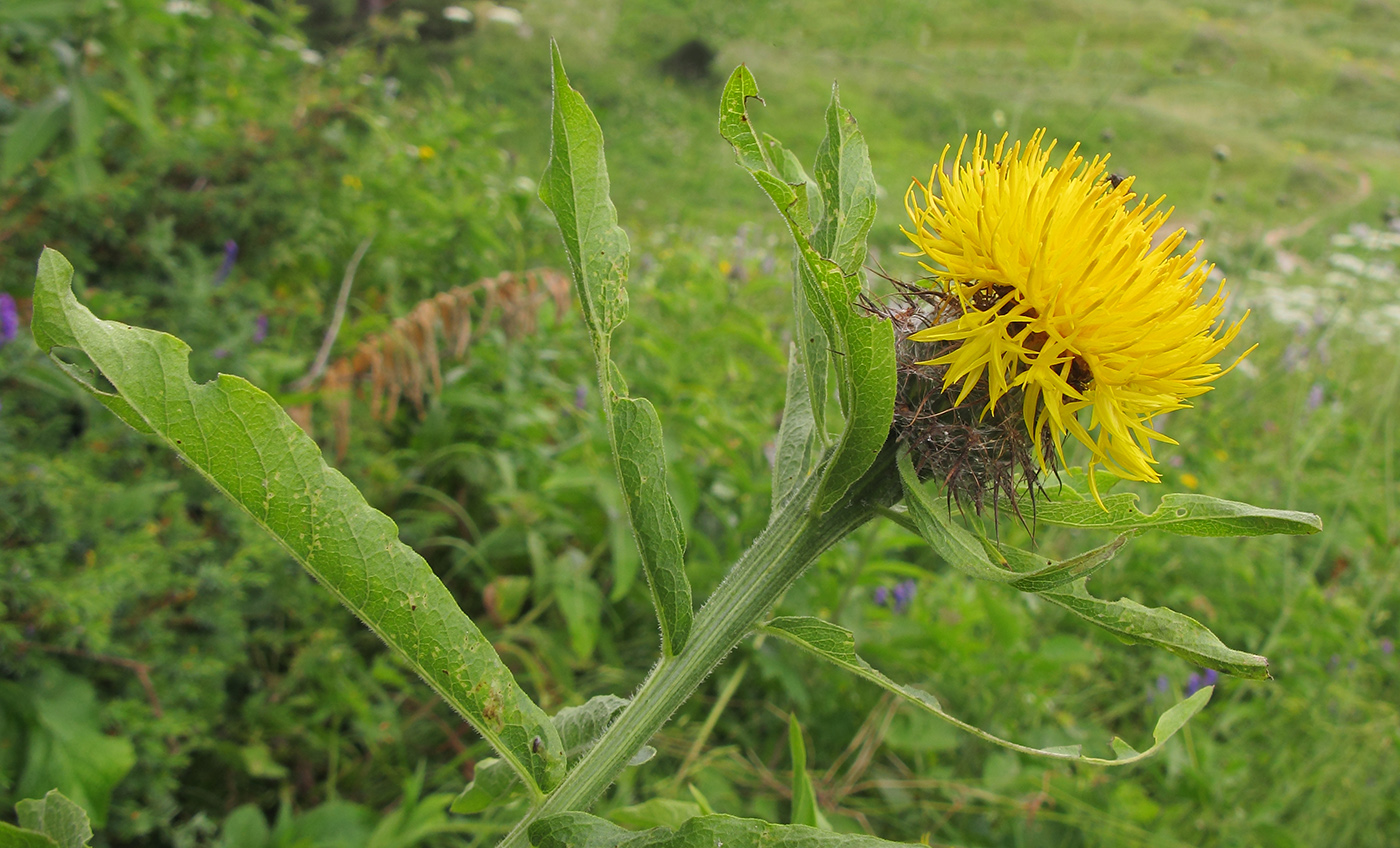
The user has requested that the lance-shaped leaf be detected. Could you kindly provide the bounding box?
[31,249,565,796]
[530,812,913,848]
[761,616,1213,766]
[787,717,830,831]
[540,42,692,655]
[897,452,1126,592]
[791,258,829,446]
[811,86,877,280]
[766,133,828,452]
[1038,580,1270,678]
[719,66,895,515]
[454,695,655,814]
[996,539,1128,593]
[766,132,824,236]
[1021,472,1321,537]
[896,454,1268,675]
[771,344,820,507]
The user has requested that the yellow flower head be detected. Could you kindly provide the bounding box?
[902,130,1250,499]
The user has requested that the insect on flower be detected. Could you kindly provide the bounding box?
[897,130,1252,504]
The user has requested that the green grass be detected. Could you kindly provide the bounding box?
[2,0,1399,845]
[458,0,1400,262]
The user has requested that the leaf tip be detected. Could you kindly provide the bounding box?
[549,39,569,89]
[36,245,74,286]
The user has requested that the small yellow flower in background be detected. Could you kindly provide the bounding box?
[718,260,733,277]
[1180,473,1200,490]
[418,145,436,161]
[903,130,1251,500]
[342,174,363,190]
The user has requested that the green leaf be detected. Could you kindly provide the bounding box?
[761,616,1213,765]
[554,695,631,755]
[896,455,1269,677]
[1039,579,1270,678]
[2,90,69,182]
[10,672,133,829]
[898,452,1009,582]
[13,790,91,848]
[719,66,895,515]
[791,259,830,444]
[0,823,60,848]
[608,800,703,831]
[811,86,878,277]
[897,452,1128,591]
[553,548,603,661]
[453,695,632,814]
[786,717,829,830]
[539,49,628,342]
[530,812,912,848]
[1022,474,1321,537]
[761,133,829,439]
[218,805,271,848]
[31,249,564,796]
[612,397,691,650]
[539,42,693,655]
[65,76,103,191]
[716,67,770,175]
[765,133,821,234]
[771,344,819,506]
[597,478,641,602]
[686,785,715,817]
[997,537,1130,593]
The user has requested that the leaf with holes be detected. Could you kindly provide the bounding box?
[719,66,895,515]
[1022,472,1321,537]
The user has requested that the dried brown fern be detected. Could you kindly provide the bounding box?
[312,268,571,458]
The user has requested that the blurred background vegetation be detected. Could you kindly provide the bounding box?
[1,0,1397,845]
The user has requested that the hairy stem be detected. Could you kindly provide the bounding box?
[498,446,900,848]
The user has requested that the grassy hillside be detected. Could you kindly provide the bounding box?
[1,1,1397,846]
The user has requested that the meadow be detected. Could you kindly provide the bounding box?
[1,1,1397,846]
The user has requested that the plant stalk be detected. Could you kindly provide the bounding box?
[498,447,900,847]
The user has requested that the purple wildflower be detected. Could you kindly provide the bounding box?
[872,586,889,607]
[1307,383,1325,411]
[892,579,916,614]
[1156,675,1169,693]
[253,313,268,344]
[1202,668,1219,687]
[1383,638,1394,656]
[212,240,239,286]
[213,348,229,359]
[1185,672,1203,696]
[574,384,587,411]
[0,293,18,347]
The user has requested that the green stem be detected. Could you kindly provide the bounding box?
[499,448,900,848]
